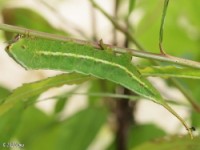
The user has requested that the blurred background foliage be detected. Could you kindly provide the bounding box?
[0,0,200,150]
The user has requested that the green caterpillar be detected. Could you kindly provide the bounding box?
[6,35,193,138]
[7,35,158,101]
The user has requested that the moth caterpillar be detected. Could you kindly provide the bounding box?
[6,35,193,138]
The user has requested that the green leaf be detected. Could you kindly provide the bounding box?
[128,124,166,149]
[15,106,53,143]
[159,0,169,53]
[0,102,24,142]
[0,0,7,9]
[6,36,194,137]
[2,7,68,39]
[177,1,200,33]
[191,111,200,129]
[54,86,82,114]
[128,0,136,16]
[0,73,91,116]
[88,80,116,106]
[21,107,107,150]
[133,136,200,150]
[140,66,200,79]
[54,97,68,114]
[0,86,10,104]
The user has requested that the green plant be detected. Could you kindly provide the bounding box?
[0,0,200,150]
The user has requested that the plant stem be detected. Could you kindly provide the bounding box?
[112,0,119,45]
[159,0,169,54]
[31,92,188,106]
[31,93,140,105]
[115,88,134,150]
[1,23,200,69]
[113,1,133,149]
[90,3,97,41]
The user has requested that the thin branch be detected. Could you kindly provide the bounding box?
[159,0,169,54]
[112,0,119,45]
[27,92,188,107]
[28,92,140,106]
[1,23,200,69]
[90,3,97,41]
[113,1,132,150]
